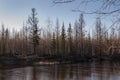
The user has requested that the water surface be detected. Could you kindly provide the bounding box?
[0,61,120,80]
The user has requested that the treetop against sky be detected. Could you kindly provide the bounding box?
[0,0,118,31]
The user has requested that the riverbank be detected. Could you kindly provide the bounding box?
[0,54,120,68]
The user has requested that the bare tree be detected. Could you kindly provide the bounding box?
[95,17,102,57]
[74,20,79,54]
[55,18,60,55]
[5,28,10,54]
[1,24,5,54]
[53,0,120,15]
[46,18,52,55]
[78,14,85,56]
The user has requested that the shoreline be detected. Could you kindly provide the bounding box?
[0,54,120,68]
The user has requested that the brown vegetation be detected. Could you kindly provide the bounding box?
[0,8,120,62]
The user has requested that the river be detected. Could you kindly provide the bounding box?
[0,61,120,80]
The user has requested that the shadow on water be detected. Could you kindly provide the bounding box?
[0,61,120,80]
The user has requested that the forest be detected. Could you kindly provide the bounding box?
[0,8,120,64]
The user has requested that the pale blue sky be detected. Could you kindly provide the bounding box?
[0,0,113,31]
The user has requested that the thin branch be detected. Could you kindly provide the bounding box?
[53,0,75,4]
[72,8,120,14]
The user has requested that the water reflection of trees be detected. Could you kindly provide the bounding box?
[1,63,120,80]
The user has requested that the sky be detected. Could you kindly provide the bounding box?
[0,0,114,32]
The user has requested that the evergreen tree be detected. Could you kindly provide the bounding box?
[67,23,72,55]
[51,32,56,55]
[61,22,66,55]
[27,8,40,55]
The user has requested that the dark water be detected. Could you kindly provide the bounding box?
[0,61,120,80]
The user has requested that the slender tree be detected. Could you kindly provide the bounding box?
[78,14,85,56]
[1,24,5,54]
[95,17,102,57]
[27,8,40,55]
[55,18,60,55]
[51,32,56,55]
[46,18,52,55]
[74,21,79,54]
[5,28,10,54]
[61,22,66,55]
[67,23,73,55]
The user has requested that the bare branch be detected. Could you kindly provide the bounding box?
[72,8,120,15]
[53,0,75,4]
[53,0,120,15]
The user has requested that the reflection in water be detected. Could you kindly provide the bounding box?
[0,61,120,80]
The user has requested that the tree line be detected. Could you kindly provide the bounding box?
[0,8,120,58]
